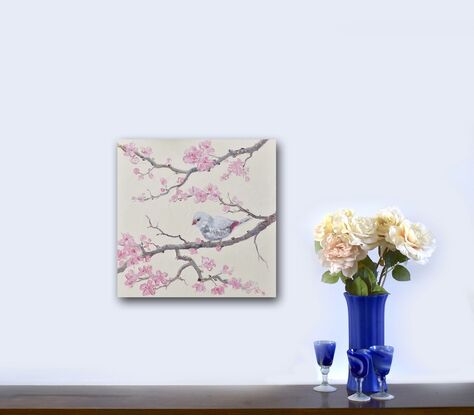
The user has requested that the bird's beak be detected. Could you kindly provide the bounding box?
[192,219,197,225]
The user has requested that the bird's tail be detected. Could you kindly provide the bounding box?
[230,216,252,232]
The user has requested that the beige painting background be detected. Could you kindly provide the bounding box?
[117,139,276,297]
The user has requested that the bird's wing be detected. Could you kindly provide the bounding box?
[212,215,236,230]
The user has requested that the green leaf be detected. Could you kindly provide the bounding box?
[339,274,349,284]
[358,256,378,274]
[362,267,377,291]
[371,284,389,295]
[314,241,322,252]
[321,271,339,284]
[345,277,369,296]
[384,250,409,268]
[392,265,411,281]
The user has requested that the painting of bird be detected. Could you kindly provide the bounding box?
[192,211,251,241]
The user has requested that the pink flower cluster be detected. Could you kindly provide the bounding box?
[188,260,264,296]
[191,276,265,296]
[122,143,153,165]
[221,159,250,181]
[124,264,169,295]
[170,184,220,204]
[117,233,149,268]
[201,256,216,271]
[183,141,216,171]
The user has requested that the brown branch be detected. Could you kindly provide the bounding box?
[174,249,203,281]
[120,139,269,201]
[145,215,188,243]
[200,273,228,285]
[218,194,268,220]
[253,234,269,268]
[117,212,276,274]
[118,144,188,174]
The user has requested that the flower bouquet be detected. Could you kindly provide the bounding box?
[314,208,435,295]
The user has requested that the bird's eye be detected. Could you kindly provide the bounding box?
[196,218,200,221]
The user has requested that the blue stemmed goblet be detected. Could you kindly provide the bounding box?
[347,349,371,402]
[313,340,337,392]
[369,345,395,400]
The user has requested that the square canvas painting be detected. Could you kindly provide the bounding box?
[117,139,276,297]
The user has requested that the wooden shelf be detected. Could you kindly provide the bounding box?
[0,384,472,414]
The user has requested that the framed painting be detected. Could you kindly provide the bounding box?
[116,139,276,298]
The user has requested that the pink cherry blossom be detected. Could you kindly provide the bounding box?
[206,183,220,201]
[221,158,250,181]
[228,277,241,289]
[189,248,198,255]
[192,282,206,292]
[196,157,215,171]
[137,265,153,276]
[183,141,216,171]
[190,186,208,203]
[119,233,135,247]
[133,167,140,175]
[140,147,152,157]
[215,245,222,252]
[201,256,216,271]
[152,270,168,286]
[160,177,168,186]
[211,285,226,295]
[125,270,138,287]
[140,279,156,296]
[170,188,190,203]
[222,265,233,275]
[223,205,230,212]
[122,143,137,157]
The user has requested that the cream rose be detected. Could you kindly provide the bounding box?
[386,220,435,263]
[319,234,367,278]
[346,215,379,250]
[314,209,354,241]
[375,207,404,237]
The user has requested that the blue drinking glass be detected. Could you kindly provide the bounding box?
[347,349,371,402]
[313,340,337,392]
[369,345,395,400]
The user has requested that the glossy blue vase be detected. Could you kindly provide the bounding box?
[344,292,388,393]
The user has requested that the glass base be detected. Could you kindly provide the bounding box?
[348,392,371,402]
[313,384,337,393]
[371,392,394,401]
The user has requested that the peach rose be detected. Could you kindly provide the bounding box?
[319,234,367,278]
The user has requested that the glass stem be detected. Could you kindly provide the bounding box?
[356,377,363,396]
[320,366,329,386]
[382,376,387,393]
[378,376,384,393]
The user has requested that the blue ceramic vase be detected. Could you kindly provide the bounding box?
[344,292,388,393]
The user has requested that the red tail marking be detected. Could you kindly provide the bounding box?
[230,221,240,231]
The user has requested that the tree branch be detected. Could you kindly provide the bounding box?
[117,212,276,274]
[145,215,188,243]
[218,194,268,220]
[120,139,269,201]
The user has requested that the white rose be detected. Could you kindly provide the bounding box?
[386,220,435,263]
[375,207,404,237]
[347,216,379,250]
[314,209,354,242]
[319,234,367,278]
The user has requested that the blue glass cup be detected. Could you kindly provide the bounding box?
[347,349,371,402]
[313,340,337,392]
[369,345,395,400]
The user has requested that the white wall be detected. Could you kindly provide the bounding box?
[0,0,473,385]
